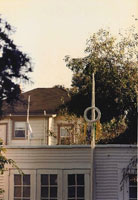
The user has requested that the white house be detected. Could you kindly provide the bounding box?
[0,88,137,200]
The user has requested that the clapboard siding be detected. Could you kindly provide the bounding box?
[95,146,136,200]
[0,175,4,200]
[7,117,48,146]
[6,147,91,169]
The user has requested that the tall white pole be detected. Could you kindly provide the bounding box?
[91,72,95,200]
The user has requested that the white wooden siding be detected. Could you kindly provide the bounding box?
[0,175,4,200]
[0,144,136,200]
[95,145,137,200]
[6,146,91,169]
[0,118,48,146]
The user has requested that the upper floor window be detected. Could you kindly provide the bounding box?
[129,174,137,200]
[13,121,26,139]
[58,124,74,145]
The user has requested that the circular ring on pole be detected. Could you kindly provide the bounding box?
[84,106,101,123]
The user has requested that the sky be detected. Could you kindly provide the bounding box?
[0,0,138,92]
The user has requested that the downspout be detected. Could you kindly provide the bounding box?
[44,110,46,144]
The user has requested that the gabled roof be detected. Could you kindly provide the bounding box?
[4,87,70,116]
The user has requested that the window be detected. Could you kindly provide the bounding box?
[14,121,26,139]
[129,174,137,200]
[60,127,70,138]
[14,174,30,200]
[41,174,58,200]
[63,170,90,200]
[58,124,74,144]
[9,170,36,200]
[68,174,85,200]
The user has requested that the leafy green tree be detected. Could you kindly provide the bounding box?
[0,17,32,116]
[0,17,32,196]
[65,29,137,143]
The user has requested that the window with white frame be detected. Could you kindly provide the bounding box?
[37,169,90,200]
[68,174,85,200]
[129,174,137,200]
[41,174,58,200]
[14,121,26,138]
[14,174,30,200]
[63,170,90,200]
[9,170,36,200]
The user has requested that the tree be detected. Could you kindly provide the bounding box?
[0,17,32,195]
[65,29,138,144]
[0,17,32,116]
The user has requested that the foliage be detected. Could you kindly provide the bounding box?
[65,28,138,143]
[0,17,32,116]
[0,17,31,196]
[120,155,137,191]
[0,139,22,196]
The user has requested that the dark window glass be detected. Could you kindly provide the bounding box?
[41,187,48,197]
[50,187,57,197]
[129,174,137,199]
[129,187,137,198]
[68,174,75,186]
[129,174,137,186]
[50,175,57,185]
[15,130,25,137]
[14,187,21,197]
[14,174,30,199]
[14,175,21,185]
[77,186,84,197]
[77,174,84,185]
[41,175,48,185]
[23,186,30,197]
[68,187,75,198]
[23,175,30,185]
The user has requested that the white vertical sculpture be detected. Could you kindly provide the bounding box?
[84,73,101,200]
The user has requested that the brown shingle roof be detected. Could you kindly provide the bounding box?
[4,87,70,116]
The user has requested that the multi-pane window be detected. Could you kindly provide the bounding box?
[14,174,30,200]
[58,124,74,144]
[14,122,26,138]
[129,174,137,200]
[41,174,58,200]
[60,127,70,138]
[68,174,85,200]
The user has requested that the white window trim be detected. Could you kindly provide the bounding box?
[9,169,36,200]
[37,169,62,200]
[63,169,90,200]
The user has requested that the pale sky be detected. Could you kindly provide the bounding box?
[0,0,138,91]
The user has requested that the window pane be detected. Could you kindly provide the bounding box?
[50,187,57,197]
[77,186,84,197]
[129,174,137,186]
[41,175,48,185]
[68,187,75,198]
[23,186,30,197]
[50,175,57,185]
[77,174,84,185]
[15,130,25,137]
[14,175,21,185]
[129,187,137,198]
[68,175,75,186]
[41,187,48,197]
[23,175,30,185]
[60,127,69,137]
[14,186,21,197]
